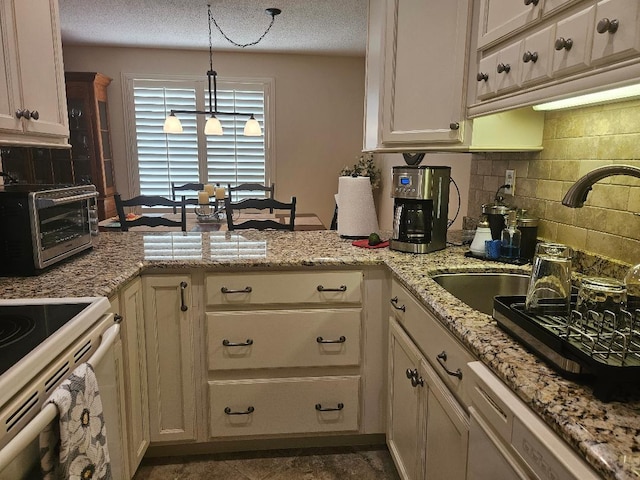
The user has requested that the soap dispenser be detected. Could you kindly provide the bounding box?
[469,215,492,257]
[501,211,521,259]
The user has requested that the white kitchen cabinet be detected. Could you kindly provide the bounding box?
[590,0,640,65]
[365,0,544,152]
[205,270,366,440]
[119,278,150,472]
[477,0,541,48]
[388,319,469,480]
[469,0,640,117]
[143,274,197,443]
[0,0,69,147]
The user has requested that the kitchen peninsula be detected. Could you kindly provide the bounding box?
[1,230,638,480]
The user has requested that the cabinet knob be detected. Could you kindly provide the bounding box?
[522,51,538,63]
[554,37,573,51]
[523,0,539,5]
[597,18,619,34]
[476,72,489,82]
[15,109,38,120]
[449,122,460,130]
[496,63,511,74]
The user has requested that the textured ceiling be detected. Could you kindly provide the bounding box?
[58,0,368,56]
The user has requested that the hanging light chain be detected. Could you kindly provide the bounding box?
[208,4,279,48]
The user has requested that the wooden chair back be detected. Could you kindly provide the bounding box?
[171,182,204,212]
[224,196,296,231]
[115,194,187,231]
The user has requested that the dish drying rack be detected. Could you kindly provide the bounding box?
[493,295,640,401]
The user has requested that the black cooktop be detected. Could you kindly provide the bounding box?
[0,303,89,376]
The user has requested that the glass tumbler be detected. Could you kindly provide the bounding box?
[525,243,574,316]
[576,276,627,321]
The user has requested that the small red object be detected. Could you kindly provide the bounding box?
[351,239,390,249]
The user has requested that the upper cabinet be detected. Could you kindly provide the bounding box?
[469,0,640,117]
[363,0,544,153]
[0,0,69,147]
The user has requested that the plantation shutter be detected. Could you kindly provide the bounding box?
[132,78,267,199]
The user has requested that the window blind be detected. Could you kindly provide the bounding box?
[132,79,267,199]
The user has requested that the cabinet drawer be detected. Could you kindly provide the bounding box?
[207,309,362,370]
[206,271,362,306]
[390,280,475,406]
[208,376,360,438]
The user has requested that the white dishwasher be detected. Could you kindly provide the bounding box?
[466,361,601,480]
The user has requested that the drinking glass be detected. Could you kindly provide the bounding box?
[525,243,574,316]
[576,277,627,321]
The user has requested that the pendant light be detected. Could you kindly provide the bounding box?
[163,4,281,136]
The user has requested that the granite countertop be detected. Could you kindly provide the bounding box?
[1,230,638,479]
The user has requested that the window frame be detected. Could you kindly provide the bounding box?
[121,72,275,199]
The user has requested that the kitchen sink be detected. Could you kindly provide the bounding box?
[432,273,530,315]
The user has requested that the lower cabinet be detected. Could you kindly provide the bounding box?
[388,318,469,480]
[143,274,197,443]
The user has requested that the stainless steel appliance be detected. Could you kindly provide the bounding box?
[390,166,450,254]
[0,297,125,479]
[0,184,99,275]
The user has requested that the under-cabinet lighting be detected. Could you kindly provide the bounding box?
[532,83,640,111]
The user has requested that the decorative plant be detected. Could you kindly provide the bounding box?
[340,153,381,189]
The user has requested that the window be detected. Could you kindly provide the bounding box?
[126,75,271,198]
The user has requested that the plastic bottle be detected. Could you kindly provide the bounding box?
[500,211,521,259]
[625,263,640,314]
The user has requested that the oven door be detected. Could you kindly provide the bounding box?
[31,190,98,268]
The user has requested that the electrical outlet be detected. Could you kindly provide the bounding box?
[505,169,515,195]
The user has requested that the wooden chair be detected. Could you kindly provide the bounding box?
[115,194,187,231]
[171,182,204,213]
[224,196,296,231]
[228,183,275,213]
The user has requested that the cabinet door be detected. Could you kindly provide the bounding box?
[494,42,521,95]
[591,0,640,65]
[388,319,425,480]
[120,278,150,472]
[552,6,595,76]
[0,2,20,133]
[477,0,541,47]
[143,275,197,443]
[380,0,470,146]
[519,26,554,87]
[12,0,68,138]
[422,358,469,480]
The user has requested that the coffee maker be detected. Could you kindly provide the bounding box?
[391,166,451,253]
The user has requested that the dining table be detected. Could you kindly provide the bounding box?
[98,211,326,232]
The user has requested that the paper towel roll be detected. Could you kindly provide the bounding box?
[336,176,379,238]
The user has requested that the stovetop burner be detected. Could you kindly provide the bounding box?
[0,314,36,347]
[493,295,640,401]
[0,303,89,377]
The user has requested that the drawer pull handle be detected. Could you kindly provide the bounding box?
[496,63,511,74]
[222,339,254,347]
[436,351,463,379]
[317,285,347,292]
[224,406,255,415]
[180,281,188,311]
[554,37,573,51]
[315,402,344,412]
[390,296,406,312]
[597,18,619,34]
[476,72,488,82]
[522,51,538,63]
[406,368,418,380]
[411,376,425,388]
[221,286,252,294]
[316,335,346,344]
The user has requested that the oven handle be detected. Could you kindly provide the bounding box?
[35,191,98,208]
[0,318,121,472]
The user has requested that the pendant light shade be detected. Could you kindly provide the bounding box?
[204,115,223,135]
[163,113,183,133]
[162,4,280,137]
[243,115,262,136]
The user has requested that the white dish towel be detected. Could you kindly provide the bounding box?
[39,363,112,480]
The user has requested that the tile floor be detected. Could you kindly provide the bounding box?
[132,445,400,480]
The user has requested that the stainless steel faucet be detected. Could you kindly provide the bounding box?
[562,164,640,208]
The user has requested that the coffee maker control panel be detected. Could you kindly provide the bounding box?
[392,167,430,200]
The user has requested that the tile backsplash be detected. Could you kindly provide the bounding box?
[468,98,640,271]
